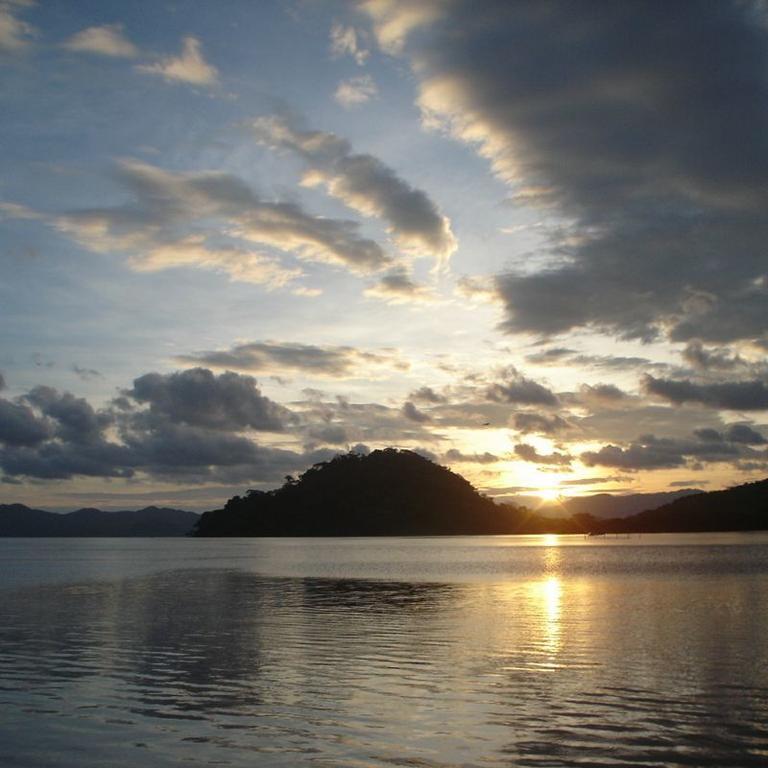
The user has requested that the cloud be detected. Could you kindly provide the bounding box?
[0,1,35,52]
[24,386,111,445]
[0,370,436,485]
[251,115,456,265]
[578,383,627,408]
[137,35,218,86]
[63,24,139,58]
[178,341,409,378]
[133,235,304,288]
[335,74,378,107]
[329,22,369,64]
[514,443,571,466]
[402,401,430,422]
[682,340,746,371]
[644,374,768,411]
[0,397,53,447]
[364,267,435,304]
[454,275,499,304]
[512,412,570,435]
[486,367,558,406]
[443,448,500,464]
[581,432,756,471]
[49,159,390,277]
[725,423,767,445]
[695,423,766,446]
[127,368,291,432]
[72,365,102,381]
[361,1,768,344]
[408,386,447,404]
[525,347,577,365]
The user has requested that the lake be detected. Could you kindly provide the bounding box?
[1,533,767,767]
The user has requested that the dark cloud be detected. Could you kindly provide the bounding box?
[365,1,768,343]
[128,368,291,432]
[486,368,558,406]
[24,386,111,445]
[0,398,53,447]
[695,423,767,445]
[578,383,627,407]
[644,375,768,411]
[525,348,576,365]
[179,341,408,378]
[581,432,753,471]
[682,341,746,371]
[251,115,456,265]
[512,412,570,435]
[514,443,571,466]
[726,423,767,445]
[0,372,5,391]
[409,386,447,404]
[305,424,349,446]
[443,449,500,464]
[402,401,431,423]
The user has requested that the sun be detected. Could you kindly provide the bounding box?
[536,487,562,502]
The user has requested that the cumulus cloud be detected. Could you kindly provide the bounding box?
[486,367,558,406]
[512,412,570,435]
[581,431,761,471]
[0,398,53,446]
[251,115,456,265]
[335,74,378,107]
[48,159,389,278]
[178,341,409,378]
[0,369,316,484]
[0,1,35,52]
[137,35,218,86]
[63,24,139,57]
[402,401,430,423]
[361,1,768,343]
[127,368,291,432]
[514,443,571,466]
[644,374,768,411]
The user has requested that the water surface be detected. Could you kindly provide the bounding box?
[1,534,767,767]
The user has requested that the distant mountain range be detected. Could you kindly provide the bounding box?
[3,453,767,536]
[513,489,704,519]
[0,504,199,537]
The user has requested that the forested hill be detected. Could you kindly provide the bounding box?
[599,478,768,533]
[194,448,531,536]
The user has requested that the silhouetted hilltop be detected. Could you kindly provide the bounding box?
[597,478,768,533]
[0,504,199,536]
[194,449,532,536]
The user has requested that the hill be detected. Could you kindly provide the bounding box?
[598,479,768,533]
[512,489,704,519]
[0,504,199,536]
[194,448,534,536]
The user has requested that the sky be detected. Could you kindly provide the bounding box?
[2,0,768,511]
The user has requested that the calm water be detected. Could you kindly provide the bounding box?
[1,534,767,767]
